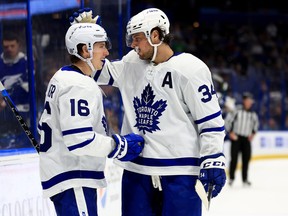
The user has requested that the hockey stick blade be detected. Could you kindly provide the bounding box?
[195,179,209,211]
[207,183,213,210]
[0,81,40,153]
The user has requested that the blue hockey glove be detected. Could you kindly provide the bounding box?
[108,133,144,161]
[199,153,226,198]
[69,8,102,25]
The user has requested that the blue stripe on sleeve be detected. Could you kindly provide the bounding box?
[94,69,102,82]
[41,170,105,190]
[199,126,225,135]
[194,110,222,124]
[68,134,96,151]
[62,127,93,136]
[94,60,105,81]
[93,61,114,85]
[107,68,114,85]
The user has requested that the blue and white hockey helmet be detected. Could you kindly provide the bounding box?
[65,23,111,56]
[126,8,170,47]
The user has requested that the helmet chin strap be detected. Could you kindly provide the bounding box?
[86,59,97,78]
[74,51,106,96]
[147,37,163,62]
[74,50,96,77]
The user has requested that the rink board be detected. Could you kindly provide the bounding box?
[0,154,122,216]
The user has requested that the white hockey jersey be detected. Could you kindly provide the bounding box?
[95,51,225,176]
[38,65,115,198]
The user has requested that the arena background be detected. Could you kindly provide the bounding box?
[0,0,288,215]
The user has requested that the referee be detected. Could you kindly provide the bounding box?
[225,92,259,186]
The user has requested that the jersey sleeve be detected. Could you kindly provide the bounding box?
[93,58,124,88]
[93,50,137,87]
[58,80,115,157]
[182,63,226,157]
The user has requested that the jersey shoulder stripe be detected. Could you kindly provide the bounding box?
[195,110,222,124]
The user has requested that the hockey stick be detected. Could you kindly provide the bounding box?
[195,180,214,211]
[0,81,40,153]
[207,183,213,210]
[195,179,209,210]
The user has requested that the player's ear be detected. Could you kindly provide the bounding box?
[80,44,89,58]
[150,29,161,43]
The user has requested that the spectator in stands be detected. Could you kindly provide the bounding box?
[0,31,30,149]
[225,92,259,187]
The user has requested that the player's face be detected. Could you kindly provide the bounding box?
[3,40,20,59]
[130,33,154,60]
[92,42,109,70]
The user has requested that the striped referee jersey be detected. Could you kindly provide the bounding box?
[225,108,259,137]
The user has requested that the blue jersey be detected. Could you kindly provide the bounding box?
[0,52,29,112]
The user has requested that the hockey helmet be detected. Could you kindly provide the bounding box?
[126,8,170,47]
[65,22,111,56]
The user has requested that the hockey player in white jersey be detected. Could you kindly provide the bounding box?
[38,23,144,216]
[70,8,226,215]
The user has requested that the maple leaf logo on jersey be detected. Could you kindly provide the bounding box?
[133,84,167,134]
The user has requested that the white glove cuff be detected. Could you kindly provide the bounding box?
[200,155,226,169]
[111,134,128,159]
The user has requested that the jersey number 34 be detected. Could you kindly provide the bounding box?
[198,84,217,103]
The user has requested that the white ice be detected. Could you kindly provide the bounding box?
[203,159,288,216]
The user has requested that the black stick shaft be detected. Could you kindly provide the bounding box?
[0,81,39,153]
[207,183,213,210]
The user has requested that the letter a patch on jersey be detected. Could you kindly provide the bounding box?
[133,84,167,134]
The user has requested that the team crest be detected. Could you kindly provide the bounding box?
[133,84,167,134]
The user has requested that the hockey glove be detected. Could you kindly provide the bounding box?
[199,153,226,198]
[69,8,101,25]
[108,133,144,161]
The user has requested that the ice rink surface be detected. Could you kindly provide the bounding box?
[203,159,288,216]
[1,153,287,215]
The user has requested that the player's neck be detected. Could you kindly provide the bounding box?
[152,45,174,65]
[74,62,91,76]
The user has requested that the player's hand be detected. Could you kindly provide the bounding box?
[69,8,101,25]
[229,132,238,141]
[108,133,144,161]
[199,153,226,198]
